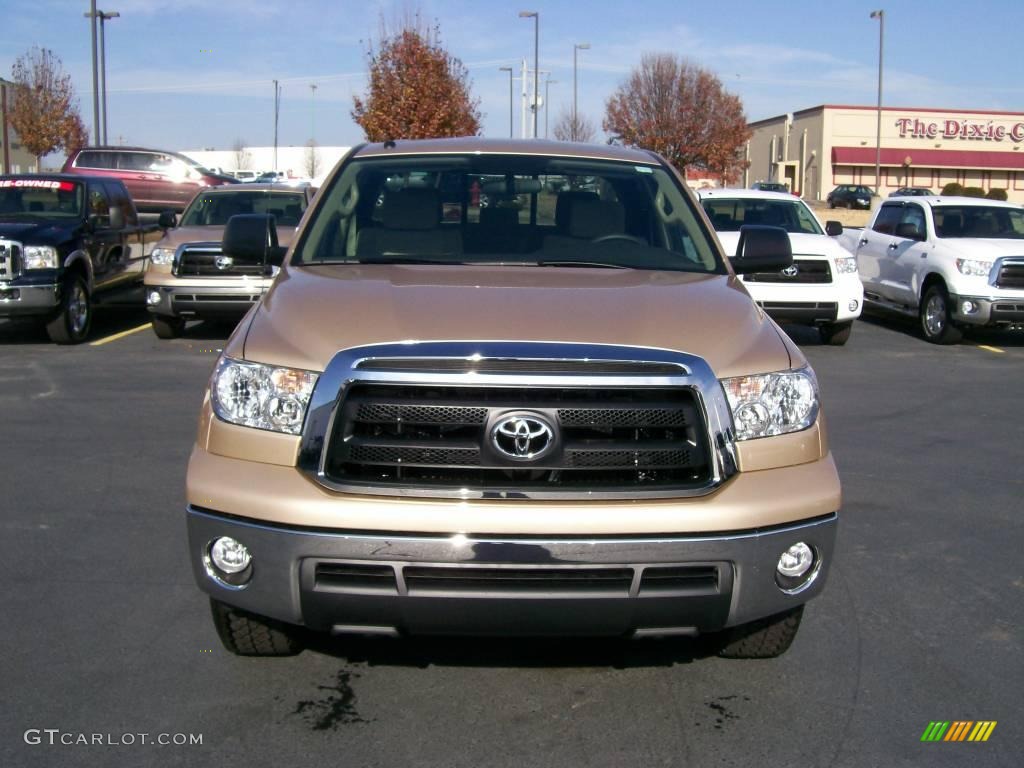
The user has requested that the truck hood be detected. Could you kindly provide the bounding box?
[239,264,795,379]
[715,231,846,259]
[938,238,1024,260]
[155,224,298,250]
[0,219,82,247]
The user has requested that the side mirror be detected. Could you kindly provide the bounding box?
[222,213,287,270]
[730,225,793,274]
[825,220,843,236]
[109,206,124,230]
[158,210,177,229]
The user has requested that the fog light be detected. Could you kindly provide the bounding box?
[848,299,859,312]
[777,542,813,578]
[147,290,161,306]
[211,537,251,573]
[204,536,253,588]
[961,300,978,315]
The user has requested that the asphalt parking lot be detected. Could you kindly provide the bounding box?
[1,309,1021,768]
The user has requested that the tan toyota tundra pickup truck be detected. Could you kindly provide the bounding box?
[187,138,841,658]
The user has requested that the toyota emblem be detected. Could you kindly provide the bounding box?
[781,264,799,277]
[215,255,234,271]
[491,414,555,461]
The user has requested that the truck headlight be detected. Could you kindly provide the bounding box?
[210,357,318,435]
[955,258,992,277]
[150,247,174,265]
[834,256,858,275]
[720,367,819,440]
[22,246,59,270]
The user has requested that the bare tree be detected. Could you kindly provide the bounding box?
[9,47,86,168]
[604,54,751,181]
[304,140,321,179]
[232,138,251,171]
[553,109,596,143]
[352,13,481,140]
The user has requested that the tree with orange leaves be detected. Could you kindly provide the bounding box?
[9,47,88,169]
[604,54,750,183]
[352,17,481,141]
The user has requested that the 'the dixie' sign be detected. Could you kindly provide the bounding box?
[896,117,1024,143]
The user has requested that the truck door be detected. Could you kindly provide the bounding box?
[856,203,904,301]
[887,203,931,306]
[103,181,147,280]
[85,182,123,289]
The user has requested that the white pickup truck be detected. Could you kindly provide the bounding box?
[839,196,1024,343]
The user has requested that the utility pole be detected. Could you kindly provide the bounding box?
[573,42,589,130]
[519,11,539,138]
[499,67,513,138]
[871,9,884,195]
[97,11,119,145]
[87,1,99,145]
[520,59,528,139]
[544,77,557,139]
[273,80,281,172]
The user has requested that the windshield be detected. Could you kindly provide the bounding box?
[933,205,1024,239]
[180,190,307,227]
[701,197,823,235]
[295,154,723,273]
[0,179,84,218]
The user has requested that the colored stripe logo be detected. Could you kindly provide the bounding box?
[921,721,997,742]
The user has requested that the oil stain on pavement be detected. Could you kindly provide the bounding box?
[291,669,373,730]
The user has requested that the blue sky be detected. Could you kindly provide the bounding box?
[4,0,1023,154]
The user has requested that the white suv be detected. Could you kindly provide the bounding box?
[699,189,864,345]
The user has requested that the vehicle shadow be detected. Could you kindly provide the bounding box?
[180,318,243,341]
[301,631,718,669]
[858,309,1024,348]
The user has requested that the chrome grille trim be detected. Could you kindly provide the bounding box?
[296,341,739,500]
[0,239,22,281]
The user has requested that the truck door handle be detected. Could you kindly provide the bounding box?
[859,238,868,246]
[888,242,899,250]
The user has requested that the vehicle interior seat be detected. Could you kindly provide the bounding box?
[713,212,735,230]
[281,203,303,226]
[473,206,525,253]
[939,213,962,237]
[356,187,462,258]
[545,197,627,249]
[554,190,599,233]
[28,201,45,212]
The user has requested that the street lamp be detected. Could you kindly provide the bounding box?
[309,83,317,143]
[519,11,538,138]
[84,8,119,145]
[97,10,119,145]
[870,9,884,196]
[86,1,99,145]
[499,67,514,138]
[544,77,557,139]
[573,42,590,128]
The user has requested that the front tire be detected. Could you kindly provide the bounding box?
[716,606,804,659]
[920,284,962,344]
[45,274,92,344]
[210,599,304,656]
[150,314,185,339]
[820,321,853,346]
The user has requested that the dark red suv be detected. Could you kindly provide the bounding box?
[63,147,237,213]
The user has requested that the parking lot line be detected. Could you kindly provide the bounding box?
[975,344,1006,354]
[89,323,151,346]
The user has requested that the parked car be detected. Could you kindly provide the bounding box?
[699,189,863,344]
[231,170,259,182]
[145,183,314,338]
[827,185,873,209]
[186,138,840,659]
[888,187,933,198]
[751,181,790,193]
[0,174,164,343]
[838,196,1024,343]
[62,146,237,213]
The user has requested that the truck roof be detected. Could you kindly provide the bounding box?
[354,137,662,165]
[900,196,1023,210]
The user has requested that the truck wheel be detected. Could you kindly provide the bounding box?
[150,314,185,339]
[920,284,963,344]
[45,275,92,344]
[209,599,304,656]
[716,605,803,659]
[820,321,852,346]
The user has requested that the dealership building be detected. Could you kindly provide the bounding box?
[745,104,1024,203]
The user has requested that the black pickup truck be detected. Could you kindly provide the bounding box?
[0,174,164,343]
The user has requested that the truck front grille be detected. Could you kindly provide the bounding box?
[0,240,22,281]
[743,257,832,284]
[175,245,266,277]
[323,383,710,493]
[995,259,1024,289]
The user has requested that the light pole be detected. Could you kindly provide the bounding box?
[519,11,538,138]
[97,10,119,145]
[573,42,589,129]
[499,66,514,138]
[309,83,317,143]
[871,9,884,195]
[544,77,557,139]
[85,2,99,145]
[272,80,281,172]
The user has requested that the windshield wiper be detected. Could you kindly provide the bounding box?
[536,260,630,269]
